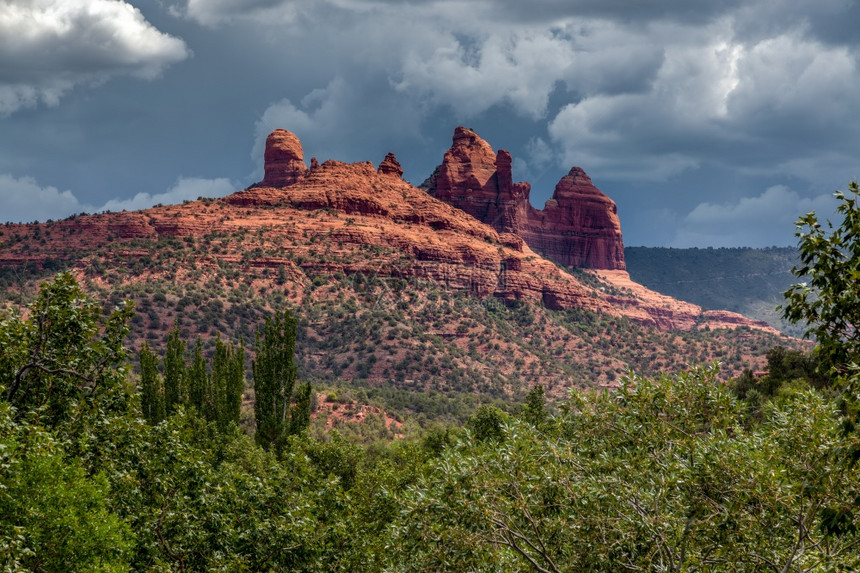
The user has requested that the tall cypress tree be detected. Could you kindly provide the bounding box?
[212,337,244,429]
[210,335,230,427]
[226,340,245,427]
[289,381,312,435]
[163,325,186,414]
[139,341,165,424]
[253,310,297,451]
[187,337,208,417]
[145,328,246,430]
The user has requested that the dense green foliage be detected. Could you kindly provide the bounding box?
[783,181,860,372]
[732,346,827,417]
[0,272,133,429]
[0,402,132,571]
[2,272,860,571]
[392,366,860,571]
[781,180,860,463]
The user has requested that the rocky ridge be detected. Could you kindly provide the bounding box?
[0,128,779,336]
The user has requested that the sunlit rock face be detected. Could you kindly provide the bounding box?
[423,127,625,270]
[260,129,307,188]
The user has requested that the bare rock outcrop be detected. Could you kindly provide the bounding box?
[260,129,307,187]
[424,127,625,270]
[377,153,404,178]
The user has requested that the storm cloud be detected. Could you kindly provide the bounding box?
[1,0,858,247]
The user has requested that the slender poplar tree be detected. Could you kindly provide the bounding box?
[253,310,298,451]
[163,325,186,414]
[187,337,208,416]
[228,340,246,426]
[213,336,245,429]
[139,341,165,424]
[289,381,312,435]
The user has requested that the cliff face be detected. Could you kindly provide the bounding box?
[423,127,625,270]
[520,166,625,271]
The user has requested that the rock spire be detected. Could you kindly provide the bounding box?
[423,127,625,270]
[261,129,307,187]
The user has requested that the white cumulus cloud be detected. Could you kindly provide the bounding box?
[0,174,82,223]
[99,177,236,212]
[0,0,189,114]
[0,174,235,223]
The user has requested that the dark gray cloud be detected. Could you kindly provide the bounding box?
[475,0,748,25]
[252,75,428,176]
[1,0,858,248]
[219,0,748,25]
[731,0,860,47]
[171,0,303,26]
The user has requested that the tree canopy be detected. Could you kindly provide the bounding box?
[2,265,860,570]
[783,180,860,372]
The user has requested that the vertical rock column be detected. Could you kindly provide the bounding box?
[261,129,307,188]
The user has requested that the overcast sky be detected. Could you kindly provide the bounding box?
[1,0,858,247]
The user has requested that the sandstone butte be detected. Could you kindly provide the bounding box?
[0,127,780,335]
[422,126,625,270]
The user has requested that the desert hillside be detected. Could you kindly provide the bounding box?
[0,128,794,398]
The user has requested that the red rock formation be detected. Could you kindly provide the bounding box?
[260,129,307,187]
[424,127,625,270]
[377,153,403,178]
[0,127,783,338]
[520,167,625,271]
[223,130,774,333]
[426,127,524,233]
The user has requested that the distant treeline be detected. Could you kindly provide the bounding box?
[625,246,804,336]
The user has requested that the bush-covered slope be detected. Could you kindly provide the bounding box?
[1,276,855,571]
